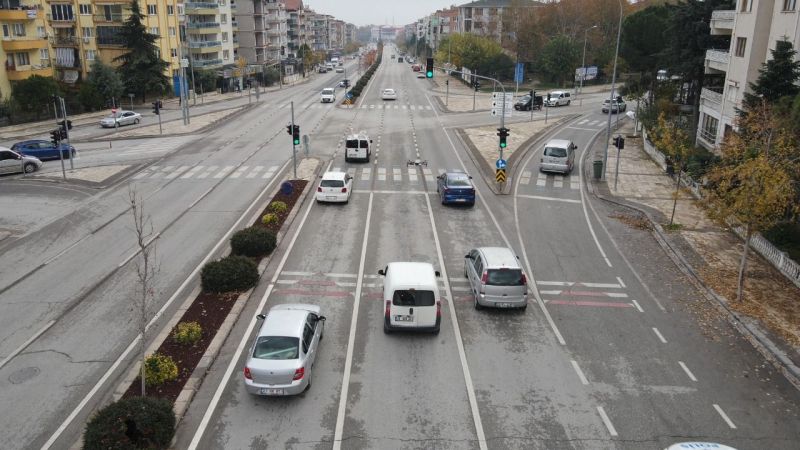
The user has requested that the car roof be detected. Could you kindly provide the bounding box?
[14,140,44,145]
[259,309,309,338]
[476,247,520,268]
[386,262,437,286]
[444,171,469,178]
[545,139,572,147]
[321,171,347,180]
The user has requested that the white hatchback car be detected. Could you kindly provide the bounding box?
[382,88,397,100]
[316,171,353,203]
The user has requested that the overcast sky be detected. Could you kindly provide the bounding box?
[303,0,458,27]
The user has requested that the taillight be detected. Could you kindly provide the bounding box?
[481,271,488,284]
[436,301,441,318]
[521,273,527,285]
[243,367,252,380]
[317,187,322,192]
[385,300,391,318]
[293,367,305,381]
[341,187,347,193]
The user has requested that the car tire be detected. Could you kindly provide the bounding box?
[305,373,312,392]
[520,303,528,311]
[432,326,440,335]
[383,321,392,334]
[23,163,37,173]
[474,295,482,310]
[567,100,571,106]
[134,118,140,124]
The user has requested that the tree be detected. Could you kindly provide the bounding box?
[620,5,671,74]
[10,75,60,119]
[742,39,800,111]
[434,33,514,80]
[652,113,694,226]
[79,60,124,110]
[705,102,798,301]
[115,0,170,102]
[537,35,581,86]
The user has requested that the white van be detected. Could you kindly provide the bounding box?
[320,88,336,103]
[378,262,441,334]
[540,138,576,174]
[344,132,372,162]
[545,91,571,107]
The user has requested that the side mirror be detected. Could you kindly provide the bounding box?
[435,270,441,277]
[256,314,266,320]
[465,254,470,259]
[468,176,473,179]
[378,269,385,276]
[317,316,327,322]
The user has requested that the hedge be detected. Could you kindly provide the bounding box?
[84,397,176,450]
[200,255,259,293]
[230,226,277,258]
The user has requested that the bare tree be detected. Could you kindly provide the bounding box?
[128,186,159,396]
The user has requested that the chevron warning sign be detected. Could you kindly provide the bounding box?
[495,168,507,183]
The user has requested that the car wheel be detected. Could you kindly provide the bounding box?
[464,264,468,278]
[383,320,392,334]
[520,303,528,311]
[305,372,312,392]
[23,163,37,173]
[432,326,440,335]
[474,295,483,310]
[134,118,140,124]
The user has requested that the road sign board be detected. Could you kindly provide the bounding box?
[514,63,524,84]
[490,109,512,118]
[491,92,512,101]
[346,92,353,99]
[496,159,507,170]
[180,58,189,68]
[495,168,507,183]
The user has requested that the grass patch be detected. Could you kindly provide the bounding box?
[663,222,684,232]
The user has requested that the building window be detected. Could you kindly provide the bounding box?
[79,4,91,15]
[16,53,30,66]
[784,0,797,10]
[218,0,226,5]
[223,49,230,59]
[50,4,74,21]
[171,48,177,57]
[40,48,49,61]
[220,13,227,24]
[735,37,747,57]
[700,114,719,144]
[82,27,93,38]
[167,5,174,15]
[150,27,159,36]
[740,0,752,12]
[169,26,176,37]
[222,32,228,42]
[37,26,46,38]
[12,23,25,36]
[147,4,157,15]
[86,49,97,61]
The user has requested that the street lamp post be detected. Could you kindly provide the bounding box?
[602,1,624,181]
[578,25,597,100]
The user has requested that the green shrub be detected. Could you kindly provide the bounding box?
[230,226,277,257]
[172,321,202,345]
[269,201,288,213]
[200,254,259,293]
[144,353,178,386]
[261,213,279,226]
[84,397,175,450]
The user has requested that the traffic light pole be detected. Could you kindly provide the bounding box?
[290,101,296,179]
[60,97,73,170]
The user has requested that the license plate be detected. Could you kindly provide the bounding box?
[497,302,512,308]
[455,198,466,202]
[326,196,337,200]
[394,315,413,322]
[260,388,284,395]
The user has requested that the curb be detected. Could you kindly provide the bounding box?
[580,128,800,392]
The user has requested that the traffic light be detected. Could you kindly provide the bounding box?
[292,125,300,145]
[497,127,509,148]
[425,57,434,78]
[152,101,160,115]
[286,124,293,135]
[58,119,72,131]
[59,129,68,140]
[50,128,61,146]
[473,80,480,91]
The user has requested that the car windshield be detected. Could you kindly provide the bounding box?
[517,95,531,102]
[321,179,344,187]
[544,147,567,157]
[487,269,525,286]
[322,89,334,95]
[392,289,435,307]
[447,176,471,187]
[252,336,299,360]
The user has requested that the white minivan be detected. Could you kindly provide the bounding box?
[344,132,372,162]
[545,90,571,107]
[540,138,576,174]
[378,262,441,334]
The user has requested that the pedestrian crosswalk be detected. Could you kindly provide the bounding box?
[132,164,280,181]
[519,170,580,189]
[575,118,609,127]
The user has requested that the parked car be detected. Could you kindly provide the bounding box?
[11,140,75,161]
[602,97,627,113]
[100,110,141,128]
[0,147,42,175]
[316,171,353,203]
[381,88,397,100]
[436,171,476,206]
[243,304,325,396]
[514,94,543,111]
[464,247,528,310]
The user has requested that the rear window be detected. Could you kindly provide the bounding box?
[359,140,369,148]
[392,289,435,307]
[321,179,344,187]
[346,139,358,148]
[487,269,525,286]
[544,147,567,157]
[252,336,299,360]
[448,176,471,187]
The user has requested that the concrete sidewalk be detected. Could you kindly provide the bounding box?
[591,119,800,386]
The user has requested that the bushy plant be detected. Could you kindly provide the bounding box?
[200,255,259,293]
[172,321,202,345]
[144,353,178,386]
[261,213,279,226]
[269,201,288,213]
[230,226,277,257]
[84,397,175,450]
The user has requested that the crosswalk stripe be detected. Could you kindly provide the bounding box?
[570,181,580,190]
[437,168,445,175]
[230,165,249,179]
[133,171,149,180]
[332,167,342,172]
[165,165,190,179]
[408,168,418,183]
[402,105,407,109]
[393,167,401,182]
[347,168,356,176]
[262,165,278,179]
[181,166,203,179]
[214,166,234,178]
[197,165,217,179]
[362,167,371,181]
[377,167,386,181]
[246,166,264,178]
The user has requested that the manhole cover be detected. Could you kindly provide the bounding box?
[9,366,40,384]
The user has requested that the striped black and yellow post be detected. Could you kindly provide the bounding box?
[495,169,507,183]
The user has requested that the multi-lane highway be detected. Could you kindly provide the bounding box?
[1,43,798,450]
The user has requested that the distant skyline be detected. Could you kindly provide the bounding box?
[303,0,459,27]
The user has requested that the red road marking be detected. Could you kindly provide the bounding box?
[273,289,352,298]
[546,300,633,308]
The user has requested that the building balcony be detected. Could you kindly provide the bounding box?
[2,37,48,51]
[189,40,222,53]
[50,35,79,47]
[185,2,219,15]
[710,10,734,35]
[96,37,125,47]
[192,58,223,67]
[54,58,81,69]
[705,49,729,73]
[700,87,723,112]
[5,62,53,80]
[93,13,125,23]
[186,21,220,30]
[267,29,282,37]
[46,14,76,26]
[0,7,40,21]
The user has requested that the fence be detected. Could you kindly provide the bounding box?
[641,128,800,288]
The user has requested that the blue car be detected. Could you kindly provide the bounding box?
[436,171,476,206]
[11,140,76,161]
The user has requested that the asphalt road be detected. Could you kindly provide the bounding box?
[1,42,798,450]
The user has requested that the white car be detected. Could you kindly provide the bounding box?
[316,171,353,203]
[99,110,141,128]
[335,67,344,73]
[381,88,397,100]
[0,147,42,175]
[320,88,336,103]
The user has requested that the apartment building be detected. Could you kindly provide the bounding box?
[1,0,182,98]
[183,0,234,70]
[285,0,303,58]
[698,0,800,151]
[309,13,329,51]
[458,0,540,42]
[235,0,287,64]
[329,18,343,50]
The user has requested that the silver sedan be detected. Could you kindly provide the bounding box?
[99,110,142,128]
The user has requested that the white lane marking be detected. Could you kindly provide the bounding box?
[180,166,203,179]
[536,173,547,187]
[678,361,698,382]
[596,406,618,436]
[616,276,626,288]
[275,279,298,285]
[652,327,668,343]
[262,167,277,179]
[631,300,644,313]
[516,194,581,204]
[423,192,487,450]
[554,175,563,188]
[392,167,401,181]
[536,281,623,288]
[713,404,737,429]
[361,167,371,181]
[0,320,56,370]
[189,162,315,449]
[332,193,374,450]
[570,181,580,190]
[48,159,292,450]
[408,168,418,182]
[332,166,342,172]
[132,171,150,180]
[281,271,314,276]
[571,360,589,385]
[165,165,190,179]
[378,167,386,181]
[230,165,249,179]
[324,273,358,278]
[213,165,234,179]
[246,166,264,178]
[577,144,612,267]
[353,190,429,195]
[197,165,217,179]
[565,126,602,132]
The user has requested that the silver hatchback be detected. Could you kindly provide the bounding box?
[243,304,325,396]
[465,247,528,309]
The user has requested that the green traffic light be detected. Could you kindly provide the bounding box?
[500,142,507,148]
[293,139,300,145]
[426,71,433,78]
